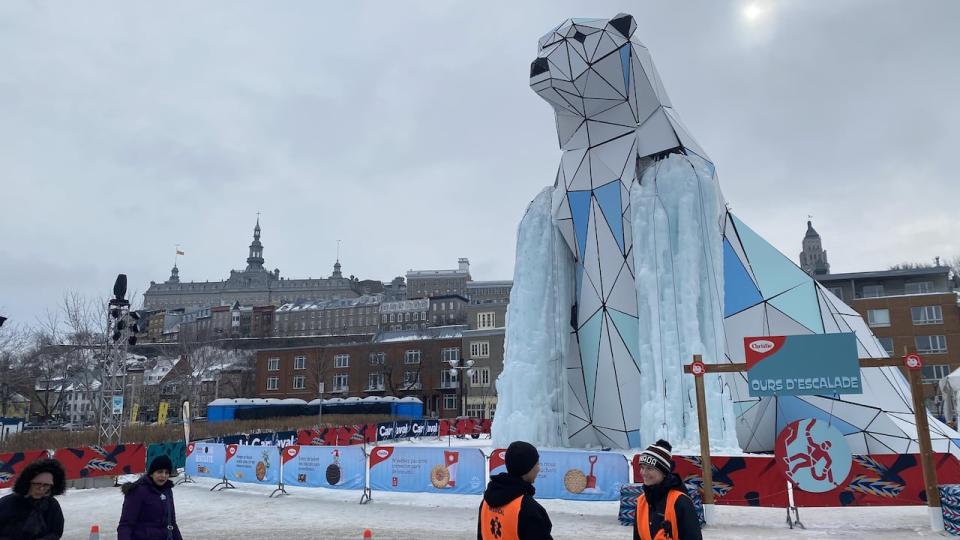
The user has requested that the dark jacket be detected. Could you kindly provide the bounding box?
[633,473,701,540]
[477,473,552,540]
[0,493,64,540]
[117,476,183,540]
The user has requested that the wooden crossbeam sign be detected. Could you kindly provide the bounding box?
[684,352,941,530]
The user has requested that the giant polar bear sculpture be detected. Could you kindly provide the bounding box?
[493,13,960,457]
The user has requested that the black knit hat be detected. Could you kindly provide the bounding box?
[638,439,673,477]
[505,441,540,477]
[148,455,173,475]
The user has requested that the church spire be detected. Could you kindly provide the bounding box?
[799,219,830,276]
[167,264,180,283]
[246,216,265,272]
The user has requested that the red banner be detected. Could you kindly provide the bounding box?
[439,419,492,437]
[54,444,146,480]
[0,450,51,489]
[637,453,960,508]
[296,424,376,446]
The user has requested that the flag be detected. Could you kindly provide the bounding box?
[176,250,185,256]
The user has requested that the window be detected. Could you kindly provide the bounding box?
[266,377,279,390]
[861,285,884,298]
[382,314,388,323]
[267,357,279,371]
[390,313,396,323]
[292,376,305,390]
[877,337,895,356]
[921,364,950,383]
[470,341,490,359]
[441,370,458,388]
[466,403,486,419]
[867,309,890,327]
[443,395,458,410]
[915,335,948,354]
[333,374,349,391]
[294,356,306,370]
[335,354,350,368]
[470,367,491,387]
[442,348,460,364]
[905,281,933,295]
[403,371,421,388]
[404,350,422,364]
[477,312,496,329]
[828,287,844,300]
[421,311,427,320]
[368,373,384,390]
[912,306,943,325]
[369,352,385,365]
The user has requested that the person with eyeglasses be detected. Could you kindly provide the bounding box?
[0,457,66,540]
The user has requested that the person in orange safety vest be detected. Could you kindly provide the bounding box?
[634,439,701,540]
[478,441,552,540]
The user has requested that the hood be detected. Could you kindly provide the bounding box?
[122,475,174,495]
[484,472,535,507]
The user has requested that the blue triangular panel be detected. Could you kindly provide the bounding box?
[776,396,862,436]
[619,46,630,93]
[593,181,624,252]
[731,214,809,300]
[568,191,592,261]
[608,308,640,369]
[768,282,824,334]
[627,430,641,449]
[723,238,763,316]
[579,310,604,414]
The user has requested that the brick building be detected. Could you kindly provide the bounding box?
[255,327,467,418]
[461,280,512,419]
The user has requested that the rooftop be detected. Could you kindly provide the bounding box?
[373,325,468,343]
[817,266,951,282]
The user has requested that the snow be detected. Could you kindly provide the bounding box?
[6,478,949,539]
[493,187,574,448]
[630,154,739,451]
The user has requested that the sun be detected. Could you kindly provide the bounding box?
[742,2,768,23]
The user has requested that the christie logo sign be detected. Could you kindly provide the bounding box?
[376,449,390,459]
[745,333,861,397]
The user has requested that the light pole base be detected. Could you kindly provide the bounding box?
[702,503,716,526]
[928,505,944,532]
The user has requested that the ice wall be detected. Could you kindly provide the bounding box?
[630,154,739,451]
[492,186,575,448]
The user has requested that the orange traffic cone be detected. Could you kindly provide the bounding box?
[362,529,373,539]
[89,525,100,540]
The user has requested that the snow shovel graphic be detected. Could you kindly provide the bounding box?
[585,455,598,489]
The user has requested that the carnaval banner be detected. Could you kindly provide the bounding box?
[376,421,415,442]
[146,441,186,473]
[491,448,628,501]
[185,442,226,479]
[0,450,50,489]
[369,446,486,495]
[665,452,960,508]
[218,431,297,447]
[297,424,375,446]
[280,445,365,490]
[54,444,146,480]
[224,444,280,486]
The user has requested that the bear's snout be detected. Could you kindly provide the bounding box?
[530,57,549,78]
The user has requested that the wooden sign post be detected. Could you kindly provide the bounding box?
[684,352,943,531]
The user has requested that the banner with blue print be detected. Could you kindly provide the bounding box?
[280,445,365,490]
[224,444,279,485]
[368,446,485,495]
[185,442,225,479]
[490,448,628,501]
[745,333,861,397]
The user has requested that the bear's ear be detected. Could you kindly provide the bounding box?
[608,13,636,39]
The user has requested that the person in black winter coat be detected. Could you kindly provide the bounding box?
[633,440,701,540]
[117,456,183,540]
[477,441,552,540]
[0,457,66,540]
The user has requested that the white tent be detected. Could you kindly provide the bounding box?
[938,367,960,428]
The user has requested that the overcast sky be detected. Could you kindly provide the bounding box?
[1,0,958,326]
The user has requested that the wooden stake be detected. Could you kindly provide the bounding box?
[906,354,942,525]
[692,354,715,508]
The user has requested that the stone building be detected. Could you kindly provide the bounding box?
[273,295,382,337]
[799,220,831,276]
[462,280,512,419]
[380,298,430,332]
[143,219,369,311]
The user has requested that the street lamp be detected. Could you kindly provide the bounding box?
[447,356,475,418]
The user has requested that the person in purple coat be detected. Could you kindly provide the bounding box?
[117,456,183,540]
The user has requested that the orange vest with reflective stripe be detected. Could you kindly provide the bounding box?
[480,495,523,540]
[635,489,684,540]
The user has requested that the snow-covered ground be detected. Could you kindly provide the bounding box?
[2,476,947,540]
